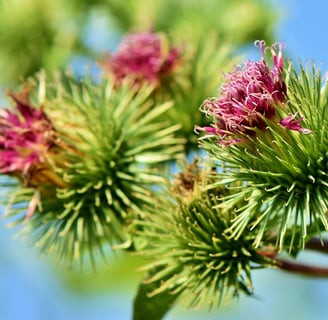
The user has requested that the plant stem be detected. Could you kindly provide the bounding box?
[257,245,328,278]
[305,237,328,254]
[272,256,328,278]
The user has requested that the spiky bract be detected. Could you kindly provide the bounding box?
[199,62,328,253]
[3,71,185,268]
[137,163,273,309]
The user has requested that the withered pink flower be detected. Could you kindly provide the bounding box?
[0,89,55,183]
[102,31,182,87]
[196,41,309,145]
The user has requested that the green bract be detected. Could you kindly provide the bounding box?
[3,71,185,268]
[136,163,274,310]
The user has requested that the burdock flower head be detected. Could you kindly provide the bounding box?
[2,72,185,268]
[101,31,182,87]
[0,88,63,187]
[197,40,310,145]
[134,162,275,313]
[196,43,328,254]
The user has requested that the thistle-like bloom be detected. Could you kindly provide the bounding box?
[101,31,182,87]
[0,89,55,185]
[197,60,328,253]
[197,41,309,144]
[2,72,185,268]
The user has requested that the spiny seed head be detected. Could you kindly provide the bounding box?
[137,165,274,309]
[2,71,185,268]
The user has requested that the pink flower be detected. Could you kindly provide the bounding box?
[197,41,287,144]
[279,113,311,134]
[102,31,182,87]
[0,89,55,183]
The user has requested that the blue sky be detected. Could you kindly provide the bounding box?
[2,1,328,320]
[275,0,328,71]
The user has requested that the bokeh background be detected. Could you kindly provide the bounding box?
[1,0,328,319]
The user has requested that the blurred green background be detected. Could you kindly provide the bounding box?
[0,0,278,86]
[1,0,328,319]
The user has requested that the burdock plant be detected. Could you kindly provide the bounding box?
[3,34,328,320]
[1,71,185,268]
[130,41,328,320]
